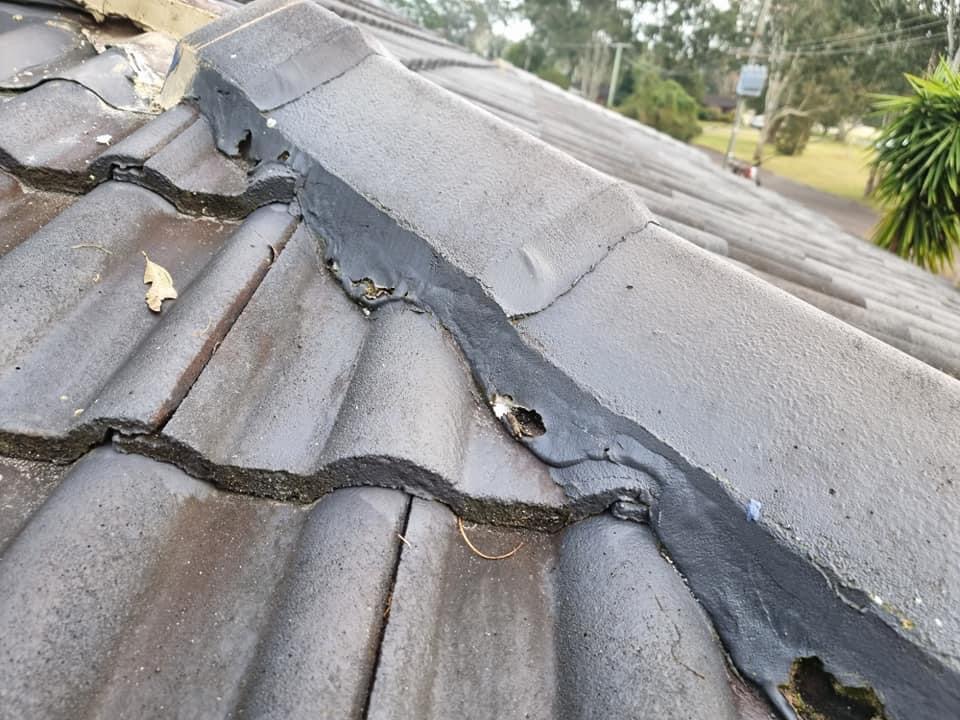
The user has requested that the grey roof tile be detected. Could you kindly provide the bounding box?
[0,170,77,257]
[1,0,959,716]
[0,80,148,190]
[172,7,654,317]
[0,454,67,553]
[0,0,85,30]
[0,43,166,112]
[124,226,567,524]
[315,0,493,69]
[0,449,406,718]
[0,77,290,212]
[120,111,297,216]
[726,243,868,308]
[655,215,730,256]
[317,303,480,484]
[0,16,94,87]
[0,448,308,719]
[421,60,960,379]
[366,498,560,719]
[556,515,742,719]
[236,487,408,720]
[94,103,200,170]
[1,447,749,719]
[0,182,296,460]
[367,499,742,719]
[139,224,370,481]
[515,222,960,675]
[158,8,960,711]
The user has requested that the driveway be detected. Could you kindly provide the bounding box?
[699,147,880,240]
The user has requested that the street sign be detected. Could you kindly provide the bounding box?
[736,64,768,97]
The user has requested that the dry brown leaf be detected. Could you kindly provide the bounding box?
[142,252,177,312]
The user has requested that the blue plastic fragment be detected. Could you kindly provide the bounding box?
[746,499,762,523]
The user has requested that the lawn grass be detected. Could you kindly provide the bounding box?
[694,121,880,207]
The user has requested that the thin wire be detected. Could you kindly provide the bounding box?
[791,31,948,57]
[515,17,947,57]
[741,31,948,59]
[789,17,945,50]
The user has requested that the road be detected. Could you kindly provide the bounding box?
[699,147,880,240]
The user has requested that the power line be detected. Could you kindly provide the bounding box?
[788,25,946,53]
[788,31,947,57]
[789,16,944,50]
[736,30,948,59]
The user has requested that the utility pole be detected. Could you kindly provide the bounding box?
[723,0,773,167]
[606,42,630,107]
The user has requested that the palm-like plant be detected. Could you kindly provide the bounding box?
[871,60,960,272]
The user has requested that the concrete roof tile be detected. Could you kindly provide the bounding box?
[1,0,958,716]
[0,183,296,460]
[0,170,77,257]
[516,222,960,677]
[0,81,148,189]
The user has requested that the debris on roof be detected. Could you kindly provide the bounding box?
[46,0,229,37]
[0,0,958,718]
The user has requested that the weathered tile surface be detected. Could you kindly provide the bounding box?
[1,0,958,718]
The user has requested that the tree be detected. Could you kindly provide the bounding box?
[748,0,849,163]
[744,0,950,163]
[947,0,960,68]
[386,0,514,54]
[871,60,960,271]
[644,0,746,103]
[519,0,639,95]
[504,39,546,72]
[618,64,702,141]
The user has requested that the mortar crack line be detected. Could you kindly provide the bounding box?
[508,218,657,320]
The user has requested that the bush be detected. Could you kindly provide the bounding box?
[698,105,735,122]
[536,66,570,90]
[504,40,545,74]
[871,60,960,272]
[617,69,702,142]
[774,114,814,155]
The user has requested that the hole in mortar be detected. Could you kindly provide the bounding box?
[780,657,887,720]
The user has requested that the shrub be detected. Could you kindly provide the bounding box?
[617,68,702,142]
[536,66,570,90]
[698,105,735,122]
[871,60,960,272]
[504,40,545,74]
[698,106,720,121]
[774,113,814,155]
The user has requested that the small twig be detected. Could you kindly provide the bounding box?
[397,533,411,547]
[70,243,113,255]
[457,516,524,560]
